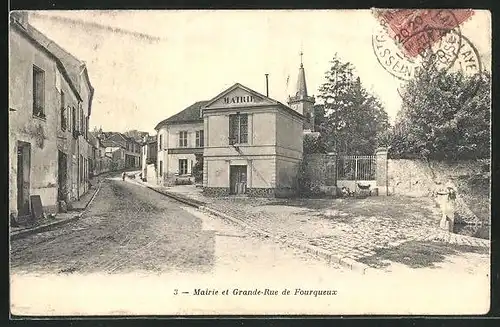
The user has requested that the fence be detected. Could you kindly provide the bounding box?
[337,155,376,181]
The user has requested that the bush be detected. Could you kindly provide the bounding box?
[193,154,203,183]
[174,178,193,186]
[389,70,490,161]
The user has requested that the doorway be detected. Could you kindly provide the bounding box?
[17,141,31,217]
[58,151,68,202]
[230,165,247,195]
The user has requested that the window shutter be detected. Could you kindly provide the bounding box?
[229,115,234,145]
[240,114,248,143]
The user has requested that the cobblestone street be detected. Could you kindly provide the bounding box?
[10,176,343,276]
[151,184,490,272]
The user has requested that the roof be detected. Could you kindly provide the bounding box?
[87,132,98,148]
[10,14,94,114]
[154,100,208,130]
[145,135,157,144]
[295,63,308,97]
[10,18,82,102]
[100,138,123,148]
[204,83,305,120]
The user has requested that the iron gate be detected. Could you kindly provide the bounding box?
[337,155,376,181]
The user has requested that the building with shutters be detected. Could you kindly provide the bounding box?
[9,11,95,221]
[153,59,315,197]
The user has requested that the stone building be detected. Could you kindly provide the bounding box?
[98,132,141,171]
[9,12,95,220]
[155,101,206,186]
[141,135,158,183]
[153,60,313,196]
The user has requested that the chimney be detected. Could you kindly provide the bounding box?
[265,74,269,97]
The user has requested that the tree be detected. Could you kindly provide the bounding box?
[317,54,389,155]
[124,130,149,142]
[389,67,491,160]
[193,153,203,183]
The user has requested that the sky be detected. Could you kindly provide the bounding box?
[25,10,491,134]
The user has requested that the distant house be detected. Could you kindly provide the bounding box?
[141,135,157,183]
[89,132,112,176]
[97,132,141,170]
[155,101,206,186]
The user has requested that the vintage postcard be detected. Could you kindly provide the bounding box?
[9,9,491,316]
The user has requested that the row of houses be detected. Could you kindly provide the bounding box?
[9,12,144,222]
[141,59,316,197]
[89,130,142,176]
[9,12,96,220]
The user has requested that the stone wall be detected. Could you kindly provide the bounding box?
[247,187,275,198]
[387,159,488,196]
[203,187,230,197]
[388,158,490,224]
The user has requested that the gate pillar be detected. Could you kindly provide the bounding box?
[375,147,388,196]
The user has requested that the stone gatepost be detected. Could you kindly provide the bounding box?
[326,152,338,192]
[375,147,388,196]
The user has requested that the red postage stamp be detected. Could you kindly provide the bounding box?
[373,9,474,58]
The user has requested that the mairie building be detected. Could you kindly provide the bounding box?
[154,61,315,197]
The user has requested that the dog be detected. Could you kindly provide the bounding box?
[341,186,355,197]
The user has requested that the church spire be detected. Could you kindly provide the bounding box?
[288,50,315,131]
[296,51,308,97]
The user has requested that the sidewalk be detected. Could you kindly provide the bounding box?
[136,181,490,273]
[10,176,103,241]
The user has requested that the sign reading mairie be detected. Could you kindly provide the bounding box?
[205,85,272,108]
[223,95,255,104]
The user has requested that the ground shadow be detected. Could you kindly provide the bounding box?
[358,240,489,269]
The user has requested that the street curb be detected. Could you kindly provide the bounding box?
[140,182,372,274]
[142,184,206,208]
[10,213,83,241]
[199,206,371,274]
[10,181,103,241]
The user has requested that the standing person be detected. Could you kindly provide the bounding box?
[122,172,126,181]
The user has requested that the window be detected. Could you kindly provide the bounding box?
[60,91,66,130]
[80,155,84,181]
[179,131,188,147]
[80,107,84,133]
[179,159,188,175]
[72,106,77,132]
[229,113,248,144]
[159,135,163,150]
[86,116,89,139]
[159,160,163,176]
[33,66,45,117]
[196,130,204,147]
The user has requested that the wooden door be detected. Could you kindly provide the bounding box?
[230,165,247,195]
[58,151,68,201]
[17,142,31,216]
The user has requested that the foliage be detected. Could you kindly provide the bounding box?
[193,154,204,183]
[174,178,193,185]
[297,159,312,195]
[123,129,149,142]
[303,132,327,154]
[388,68,491,160]
[316,54,389,155]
